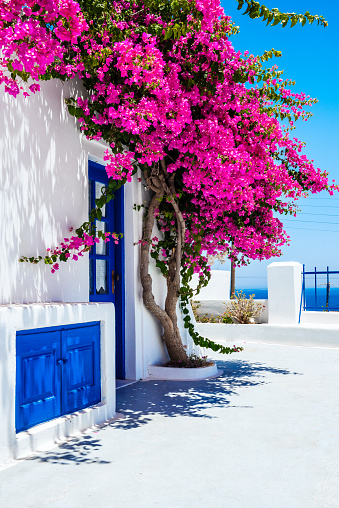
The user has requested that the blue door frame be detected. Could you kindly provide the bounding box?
[88,160,125,379]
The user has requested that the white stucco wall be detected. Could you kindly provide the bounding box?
[197,322,339,349]
[300,311,339,325]
[0,79,197,464]
[267,262,303,324]
[190,270,231,300]
[0,80,90,304]
[0,78,199,395]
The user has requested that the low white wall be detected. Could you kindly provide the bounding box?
[300,311,339,325]
[0,302,115,465]
[190,270,230,300]
[198,322,339,349]
[193,299,268,324]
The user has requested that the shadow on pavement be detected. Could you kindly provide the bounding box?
[27,435,110,466]
[27,359,301,465]
[112,359,301,430]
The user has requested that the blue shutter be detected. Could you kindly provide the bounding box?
[62,324,101,414]
[16,330,62,432]
[16,322,101,432]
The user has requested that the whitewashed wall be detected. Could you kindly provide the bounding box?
[0,79,195,373]
[0,80,89,304]
[190,270,231,300]
[0,79,200,464]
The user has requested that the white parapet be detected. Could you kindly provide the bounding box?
[190,270,230,300]
[197,322,339,349]
[267,261,303,324]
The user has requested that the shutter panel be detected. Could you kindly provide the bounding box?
[62,324,101,414]
[16,330,62,432]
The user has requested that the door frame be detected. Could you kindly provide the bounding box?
[88,160,126,379]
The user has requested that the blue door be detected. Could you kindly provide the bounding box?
[63,325,101,414]
[16,322,101,432]
[88,160,125,379]
[16,329,62,432]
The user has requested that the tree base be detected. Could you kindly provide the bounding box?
[146,362,221,381]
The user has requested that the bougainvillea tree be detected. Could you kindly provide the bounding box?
[1,0,336,363]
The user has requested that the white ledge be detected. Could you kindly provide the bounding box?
[147,362,220,381]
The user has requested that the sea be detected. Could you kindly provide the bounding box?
[239,287,339,311]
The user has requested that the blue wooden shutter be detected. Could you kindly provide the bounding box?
[16,330,62,432]
[62,324,101,414]
[16,322,101,433]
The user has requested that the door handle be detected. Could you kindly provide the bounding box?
[57,359,68,365]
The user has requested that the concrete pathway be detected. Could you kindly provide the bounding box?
[0,343,338,508]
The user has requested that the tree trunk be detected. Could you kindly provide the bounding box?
[139,162,188,364]
[230,261,235,299]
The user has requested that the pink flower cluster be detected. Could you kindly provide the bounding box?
[103,149,135,182]
[47,229,119,273]
[114,34,166,88]
[3,0,337,273]
[0,0,88,96]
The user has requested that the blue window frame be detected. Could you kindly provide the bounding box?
[88,162,115,302]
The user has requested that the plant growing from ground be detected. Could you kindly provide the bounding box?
[167,352,215,368]
[191,300,233,323]
[1,0,336,364]
[223,291,263,324]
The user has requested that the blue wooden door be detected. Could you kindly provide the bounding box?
[88,160,125,379]
[16,322,101,432]
[16,329,62,432]
[63,324,101,414]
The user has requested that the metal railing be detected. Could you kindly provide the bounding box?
[301,265,339,312]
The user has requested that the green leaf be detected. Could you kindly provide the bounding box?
[271,15,281,26]
[164,28,172,40]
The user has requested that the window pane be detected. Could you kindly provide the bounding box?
[96,221,107,255]
[95,181,107,217]
[96,260,108,294]
[89,259,94,295]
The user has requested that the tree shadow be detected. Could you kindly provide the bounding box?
[26,359,301,465]
[111,359,302,430]
[27,434,111,466]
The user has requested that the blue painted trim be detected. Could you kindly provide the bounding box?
[88,161,115,302]
[88,160,125,379]
[115,185,125,379]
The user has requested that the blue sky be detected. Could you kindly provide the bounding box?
[215,0,339,288]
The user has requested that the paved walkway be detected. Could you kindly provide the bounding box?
[0,343,338,508]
